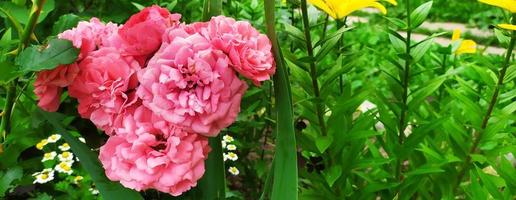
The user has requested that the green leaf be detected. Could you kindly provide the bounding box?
[52,14,80,35]
[284,23,306,43]
[494,28,510,46]
[315,32,340,61]
[131,2,145,10]
[0,61,21,84]
[323,165,342,187]
[404,165,444,177]
[15,39,79,72]
[408,76,445,110]
[388,30,406,53]
[34,110,143,200]
[0,0,55,24]
[383,16,407,29]
[409,1,433,29]
[195,135,226,199]
[0,167,22,197]
[315,136,332,153]
[265,0,298,199]
[410,38,433,63]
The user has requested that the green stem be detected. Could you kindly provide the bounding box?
[396,0,412,189]
[300,0,327,136]
[438,53,448,102]
[264,0,298,199]
[455,15,516,191]
[1,0,46,144]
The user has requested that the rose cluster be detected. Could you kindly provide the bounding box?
[33,6,275,196]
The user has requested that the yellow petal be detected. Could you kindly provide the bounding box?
[452,29,461,41]
[498,23,516,31]
[455,40,477,55]
[478,0,516,13]
[308,0,338,19]
[336,0,388,18]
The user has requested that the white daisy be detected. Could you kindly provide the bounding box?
[47,134,61,143]
[58,143,71,151]
[32,169,55,184]
[89,188,99,195]
[221,140,227,148]
[228,166,239,175]
[55,161,74,175]
[223,153,228,161]
[226,152,238,161]
[226,144,237,151]
[42,151,57,162]
[223,135,234,143]
[58,151,74,162]
[73,176,84,184]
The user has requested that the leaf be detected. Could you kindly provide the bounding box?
[0,167,22,197]
[323,166,342,187]
[195,135,226,199]
[404,165,444,177]
[383,16,407,29]
[284,23,305,43]
[51,14,80,35]
[409,1,433,29]
[15,39,79,72]
[315,136,332,153]
[410,38,433,63]
[34,110,143,200]
[264,0,298,199]
[0,62,20,84]
[0,0,55,24]
[131,2,145,10]
[388,30,406,53]
[315,34,340,61]
[407,76,445,110]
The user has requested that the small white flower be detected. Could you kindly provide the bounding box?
[55,161,73,175]
[221,141,227,148]
[36,139,48,150]
[223,153,228,161]
[58,151,74,162]
[32,169,55,184]
[42,151,57,162]
[78,137,86,143]
[47,134,61,143]
[58,143,71,151]
[223,135,234,143]
[228,166,239,175]
[226,144,237,151]
[73,176,84,184]
[89,188,99,195]
[226,152,238,161]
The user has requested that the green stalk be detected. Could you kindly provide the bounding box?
[264,0,298,199]
[455,15,516,191]
[300,0,327,136]
[0,0,46,143]
[196,0,226,199]
[396,0,412,189]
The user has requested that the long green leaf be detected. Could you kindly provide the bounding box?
[264,0,298,199]
[34,109,143,200]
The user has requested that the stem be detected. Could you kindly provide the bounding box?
[438,53,448,102]
[1,0,46,144]
[336,17,348,95]
[320,14,330,41]
[455,15,516,191]
[396,0,412,187]
[300,0,327,136]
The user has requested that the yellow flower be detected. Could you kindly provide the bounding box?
[451,29,477,55]
[73,176,84,184]
[498,23,516,31]
[479,0,516,13]
[308,0,397,19]
[36,139,48,150]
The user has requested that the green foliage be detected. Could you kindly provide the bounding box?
[16,39,79,72]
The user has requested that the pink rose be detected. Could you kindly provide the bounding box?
[58,18,119,60]
[99,106,210,196]
[68,47,140,134]
[137,26,248,136]
[118,5,181,58]
[33,64,80,112]
[207,16,276,86]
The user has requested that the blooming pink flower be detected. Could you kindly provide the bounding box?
[206,16,276,85]
[137,26,248,136]
[58,18,119,60]
[68,47,140,134]
[99,106,210,196]
[118,5,181,58]
[33,64,80,112]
